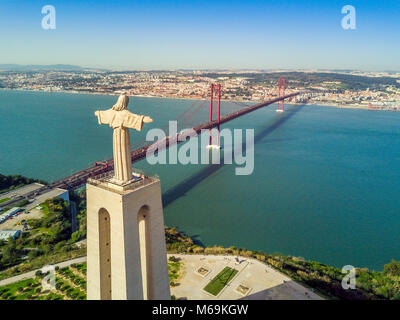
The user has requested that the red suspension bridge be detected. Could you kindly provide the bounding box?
[29,79,305,195]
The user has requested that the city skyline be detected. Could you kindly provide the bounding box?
[0,0,399,71]
[1,64,400,73]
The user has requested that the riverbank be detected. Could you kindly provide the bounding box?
[2,87,394,111]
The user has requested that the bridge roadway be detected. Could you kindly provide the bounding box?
[24,93,300,197]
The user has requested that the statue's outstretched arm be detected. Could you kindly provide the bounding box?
[95,109,114,125]
[94,111,101,123]
[143,116,153,123]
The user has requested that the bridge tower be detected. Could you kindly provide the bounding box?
[277,78,286,112]
[207,83,221,149]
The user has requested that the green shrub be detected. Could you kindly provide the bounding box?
[35,270,43,278]
[384,260,400,277]
[60,285,69,292]
[2,292,11,299]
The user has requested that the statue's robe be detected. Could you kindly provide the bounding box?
[96,109,145,183]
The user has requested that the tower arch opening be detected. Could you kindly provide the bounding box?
[137,205,151,299]
[98,208,111,300]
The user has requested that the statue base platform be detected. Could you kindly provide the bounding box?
[207,144,221,150]
[106,175,142,192]
[87,171,155,194]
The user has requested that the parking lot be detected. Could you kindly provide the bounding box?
[0,208,43,231]
[0,183,69,232]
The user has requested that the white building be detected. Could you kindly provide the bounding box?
[0,207,21,224]
[0,230,21,241]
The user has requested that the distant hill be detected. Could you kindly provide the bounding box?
[0,64,83,71]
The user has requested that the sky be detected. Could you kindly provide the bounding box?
[0,0,399,71]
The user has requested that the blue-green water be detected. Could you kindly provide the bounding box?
[1,90,400,270]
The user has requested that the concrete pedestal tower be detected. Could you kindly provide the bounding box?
[86,173,171,300]
[88,93,170,300]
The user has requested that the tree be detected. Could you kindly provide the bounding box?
[35,270,43,277]
[71,231,82,243]
[1,240,21,265]
[28,250,40,260]
[384,260,400,277]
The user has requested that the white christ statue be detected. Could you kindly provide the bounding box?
[94,94,153,185]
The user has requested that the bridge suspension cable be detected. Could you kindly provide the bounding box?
[94,98,209,167]
[46,85,301,191]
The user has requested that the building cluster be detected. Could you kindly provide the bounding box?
[0,184,70,241]
[1,70,399,110]
[0,207,21,224]
[0,230,21,241]
[310,85,400,110]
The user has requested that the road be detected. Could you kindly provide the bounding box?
[0,183,44,209]
[24,188,69,211]
[0,183,69,213]
[70,201,78,232]
[0,256,86,287]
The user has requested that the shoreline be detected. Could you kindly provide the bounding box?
[2,87,397,111]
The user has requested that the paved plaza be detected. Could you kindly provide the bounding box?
[169,254,324,300]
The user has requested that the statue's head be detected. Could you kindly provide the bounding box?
[112,93,129,111]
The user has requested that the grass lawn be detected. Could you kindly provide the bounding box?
[0,197,11,204]
[0,264,88,300]
[0,278,40,300]
[0,278,65,300]
[168,261,181,283]
[36,226,56,236]
[203,267,238,296]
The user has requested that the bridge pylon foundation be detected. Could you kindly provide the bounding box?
[206,144,221,150]
[86,173,170,300]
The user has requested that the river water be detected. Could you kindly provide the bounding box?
[1,89,399,270]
